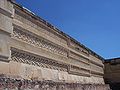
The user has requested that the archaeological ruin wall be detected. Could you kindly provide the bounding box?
[0,0,110,89]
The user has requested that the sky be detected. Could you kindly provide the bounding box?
[16,0,120,59]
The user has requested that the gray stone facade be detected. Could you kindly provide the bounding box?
[104,58,120,90]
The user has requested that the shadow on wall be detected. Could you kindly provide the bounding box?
[109,83,120,90]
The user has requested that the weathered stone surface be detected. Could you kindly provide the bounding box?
[0,33,10,60]
[104,58,120,83]
[0,13,13,33]
[0,77,110,90]
[104,58,120,89]
[0,0,13,60]
[0,0,13,14]
[0,0,109,89]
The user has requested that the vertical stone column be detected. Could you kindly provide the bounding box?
[0,0,13,61]
[0,0,14,75]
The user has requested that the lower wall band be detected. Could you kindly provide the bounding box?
[0,77,110,90]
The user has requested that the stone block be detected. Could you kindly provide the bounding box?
[0,0,13,14]
[9,61,21,77]
[0,13,13,34]
[0,33,10,60]
[0,61,9,75]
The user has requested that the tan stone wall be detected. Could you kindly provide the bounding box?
[0,0,105,84]
[0,0,13,61]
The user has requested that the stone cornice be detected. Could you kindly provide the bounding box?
[0,7,12,18]
[0,55,9,62]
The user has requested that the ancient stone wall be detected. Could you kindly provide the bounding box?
[104,58,120,90]
[0,0,109,89]
[104,58,120,83]
[0,77,110,90]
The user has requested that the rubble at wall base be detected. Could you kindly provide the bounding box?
[0,76,110,90]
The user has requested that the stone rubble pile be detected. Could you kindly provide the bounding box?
[0,77,110,90]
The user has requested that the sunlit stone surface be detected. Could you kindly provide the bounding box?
[0,0,110,89]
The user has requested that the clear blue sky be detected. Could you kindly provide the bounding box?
[16,0,120,59]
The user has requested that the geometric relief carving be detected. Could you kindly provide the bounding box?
[68,65,90,77]
[11,48,92,77]
[15,12,67,45]
[10,28,104,77]
[90,63,103,74]
[69,51,89,65]
[11,27,68,57]
[69,40,89,56]
[70,58,90,71]
[11,48,68,72]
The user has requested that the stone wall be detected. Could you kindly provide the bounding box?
[0,0,109,89]
[104,58,120,83]
[0,77,110,90]
[104,58,120,90]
